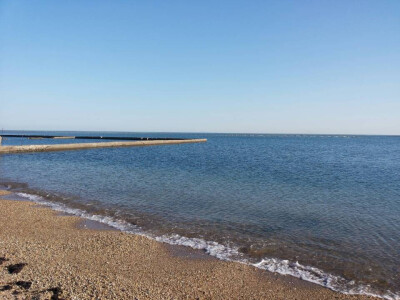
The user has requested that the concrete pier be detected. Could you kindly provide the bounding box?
[0,139,207,154]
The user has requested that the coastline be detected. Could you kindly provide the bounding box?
[0,191,377,299]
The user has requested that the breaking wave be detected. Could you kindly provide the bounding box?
[15,192,400,300]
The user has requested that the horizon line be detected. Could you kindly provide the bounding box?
[1,128,399,137]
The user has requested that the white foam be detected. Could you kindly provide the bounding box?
[15,192,399,300]
[253,258,399,300]
[16,192,142,234]
[155,234,243,261]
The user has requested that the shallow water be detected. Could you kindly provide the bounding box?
[1,131,399,299]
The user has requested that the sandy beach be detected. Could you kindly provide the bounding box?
[0,190,377,300]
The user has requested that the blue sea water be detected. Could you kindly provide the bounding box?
[1,131,399,299]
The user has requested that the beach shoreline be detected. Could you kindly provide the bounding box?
[0,190,377,299]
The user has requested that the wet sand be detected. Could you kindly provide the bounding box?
[0,191,377,299]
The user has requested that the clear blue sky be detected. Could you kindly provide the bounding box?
[1,1,399,134]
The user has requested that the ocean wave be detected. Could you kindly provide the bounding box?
[14,192,400,300]
[155,234,242,261]
[253,258,399,300]
[16,192,143,234]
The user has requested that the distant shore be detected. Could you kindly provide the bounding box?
[0,190,376,299]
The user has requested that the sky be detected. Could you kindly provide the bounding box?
[1,1,399,134]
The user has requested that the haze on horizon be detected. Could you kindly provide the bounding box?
[1,1,399,135]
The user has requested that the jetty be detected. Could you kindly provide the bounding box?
[0,135,207,154]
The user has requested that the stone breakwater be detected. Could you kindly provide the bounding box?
[0,139,207,154]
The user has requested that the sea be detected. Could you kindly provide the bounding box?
[0,130,399,299]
